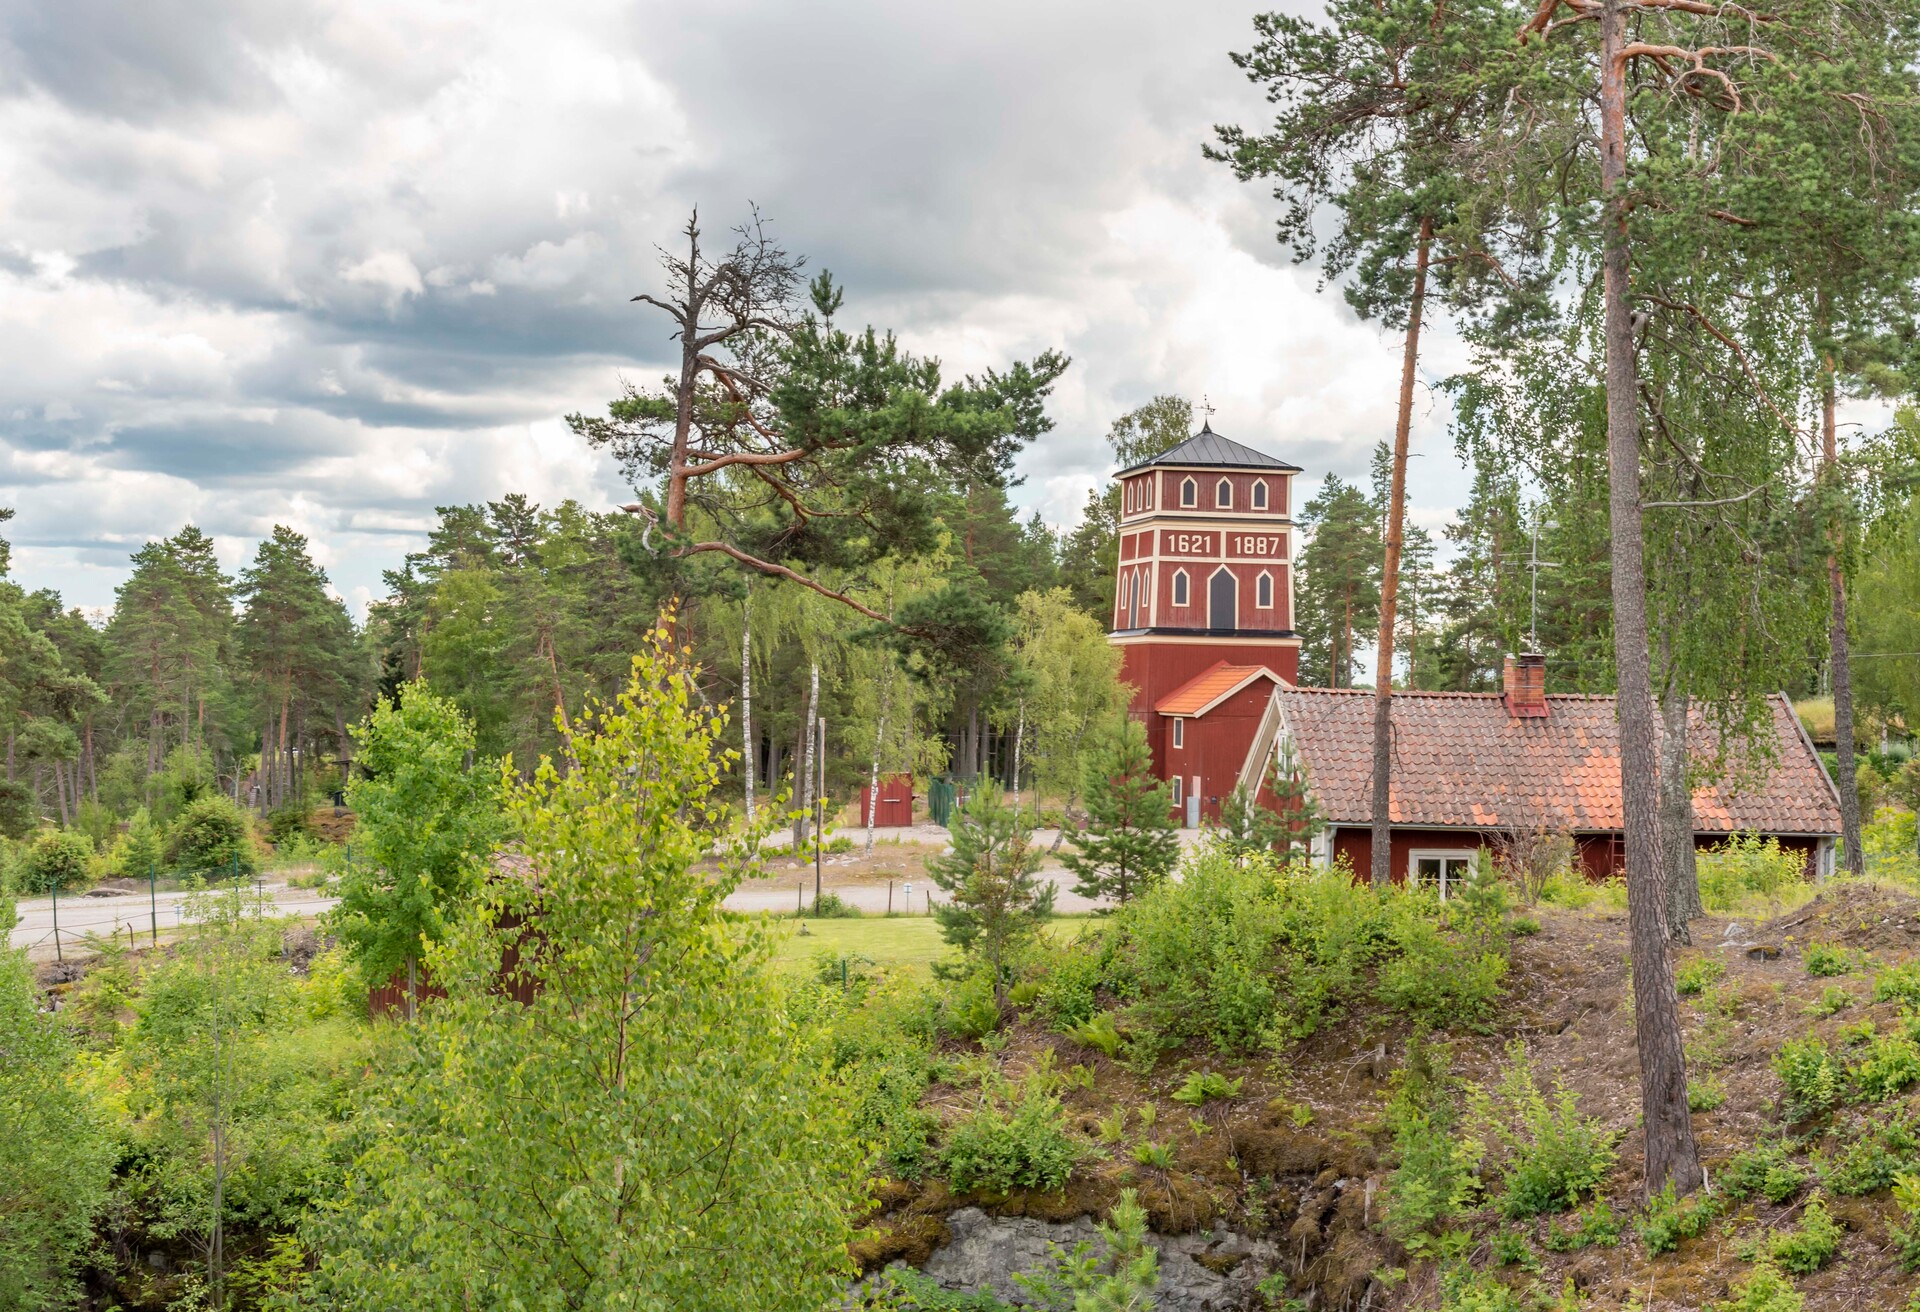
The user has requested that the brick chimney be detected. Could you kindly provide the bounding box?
[1503,652,1548,718]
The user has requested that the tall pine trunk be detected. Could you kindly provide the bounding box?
[1370,215,1433,887]
[1660,685,1702,942]
[866,660,893,855]
[1600,0,1702,1197]
[1822,348,1864,876]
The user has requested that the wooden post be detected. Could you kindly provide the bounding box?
[51,879,60,962]
[149,862,158,945]
[888,880,893,916]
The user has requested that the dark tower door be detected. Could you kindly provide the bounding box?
[1208,568,1237,631]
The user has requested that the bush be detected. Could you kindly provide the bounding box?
[1543,1198,1621,1251]
[1766,1192,1840,1274]
[1713,1259,1804,1312]
[1850,1031,1920,1100]
[1636,1181,1719,1255]
[1891,1171,1920,1271]
[1383,1037,1478,1244]
[165,794,258,875]
[1065,1011,1123,1058]
[1773,1037,1843,1121]
[19,829,94,893]
[942,975,1001,1041]
[1677,958,1727,996]
[113,806,164,879]
[1720,1142,1804,1205]
[1804,943,1865,977]
[0,779,36,839]
[265,805,313,844]
[940,1094,1079,1194]
[1033,943,1104,1029]
[1876,963,1920,1007]
[1825,1110,1919,1194]
[803,891,863,919]
[1473,1044,1618,1219]
[1697,834,1806,912]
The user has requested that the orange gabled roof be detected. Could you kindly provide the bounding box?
[1156,663,1285,717]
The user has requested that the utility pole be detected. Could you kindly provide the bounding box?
[1525,508,1559,651]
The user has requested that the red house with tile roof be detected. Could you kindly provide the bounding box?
[1108,424,1302,821]
[1235,654,1843,889]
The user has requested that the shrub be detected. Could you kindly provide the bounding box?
[1376,900,1508,1032]
[1677,958,1726,997]
[1689,1075,1727,1111]
[1773,1037,1842,1120]
[1720,1142,1804,1205]
[1804,943,1864,977]
[1383,1038,1478,1244]
[1697,833,1806,912]
[1170,1070,1243,1106]
[1130,1139,1175,1169]
[1713,1259,1804,1312]
[943,976,1001,1042]
[803,891,863,919]
[0,779,36,839]
[1034,941,1106,1029]
[1876,964,1920,1007]
[1636,1181,1719,1255]
[165,794,258,875]
[940,1094,1079,1194]
[1850,1031,1920,1100]
[113,806,164,879]
[19,829,94,893]
[1808,985,1854,1017]
[1766,1193,1840,1274]
[1543,1198,1622,1251]
[1473,1044,1618,1219]
[1825,1110,1919,1194]
[265,805,313,844]
[1890,1171,1920,1271]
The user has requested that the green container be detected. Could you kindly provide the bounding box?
[928,774,975,827]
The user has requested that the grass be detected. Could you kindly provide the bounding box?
[766,914,1093,976]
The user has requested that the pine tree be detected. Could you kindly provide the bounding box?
[1061,719,1178,904]
[1295,476,1381,687]
[927,786,1054,1008]
[1213,736,1323,864]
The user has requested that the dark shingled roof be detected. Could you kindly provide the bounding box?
[1117,423,1303,475]
[1273,688,1842,836]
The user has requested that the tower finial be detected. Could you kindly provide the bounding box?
[1200,394,1216,432]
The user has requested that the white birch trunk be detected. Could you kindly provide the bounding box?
[796,663,818,847]
[866,666,892,855]
[741,586,755,824]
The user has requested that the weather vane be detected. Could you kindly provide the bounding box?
[1202,394,1216,425]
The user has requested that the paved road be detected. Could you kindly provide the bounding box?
[10,881,339,959]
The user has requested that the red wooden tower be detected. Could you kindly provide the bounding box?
[1108,423,1301,822]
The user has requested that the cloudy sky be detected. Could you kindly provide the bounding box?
[0,0,1476,619]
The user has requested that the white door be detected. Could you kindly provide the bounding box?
[1186,776,1201,828]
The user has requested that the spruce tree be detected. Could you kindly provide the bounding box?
[1213,736,1323,865]
[1062,719,1178,905]
[926,786,1054,1008]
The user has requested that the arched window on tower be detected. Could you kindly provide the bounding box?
[1180,477,1197,507]
[1252,479,1268,510]
[1208,566,1237,631]
[1172,569,1190,607]
[1216,478,1232,508]
[1256,571,1274,609]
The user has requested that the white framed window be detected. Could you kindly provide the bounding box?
[1172,719,1184,748]
[1172,775,1184,805]
[1408,849,1477,901]
[1252,479,1268,510]
[1171,569,1190,607]
[1256,571,1274,609]
[1216,478,1232,508]
[1180,477,1197,507]
[1146,479,1154,508]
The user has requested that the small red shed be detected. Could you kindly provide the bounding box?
[860,772,915,827]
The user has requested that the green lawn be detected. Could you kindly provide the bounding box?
[765,914,1094,976]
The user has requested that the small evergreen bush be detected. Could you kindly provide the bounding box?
[165,794,258,875]
[940,1094,1079,1194]
[1635,1181,1719,1255]
[1804,943,1864,977]
[113,806,163,878]
[1712,1258,1804,1312]
[1720,1142,1803,1204]
[1766,1193,1840,1274]
[1676,958,1726,996]
[19,829,94,893]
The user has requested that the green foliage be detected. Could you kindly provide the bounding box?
[0,931,112,1310]
[1712,1259,1804,1312]
[1068,1011,1125,1058]
[1471,1044,1619,1219]
[114,804,163,878]
[1696,834,1806,913]
[1688,1076,1727,1112]
[1890,1171,1920,1270]
[165,792,258,875]
[944,974,1004,1042]
[264,804,313,845]
[1804,943,1866,977]
[941,1093,1080,1194]
[1825,1109,1920,1194]
[1849,1030,1920,1100]
[1130,1139,1176,1169]
[1765,1193,1841,1274]
[860,1266,1016,1311]
[1062,718,1178,904]
[328,680,504,995]
[1636,1182,1720,1255]
[1773,1037,1844,1120]
[297,635,865,1310]
[1676,957,1727,996]
[1212,737,1324,866]
[1876,963,1920,1007]
[1383,1036,1481,1245]
[1721,1142,1805,1205]
[805,890,864,919]
[18,828,93,893]
[1012,1187,1160,1311]
[1808,985,1854,1017]
[1544,1198,1622,1251]
[928,787,1054,1008]
[1171,1070,1244,1106]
